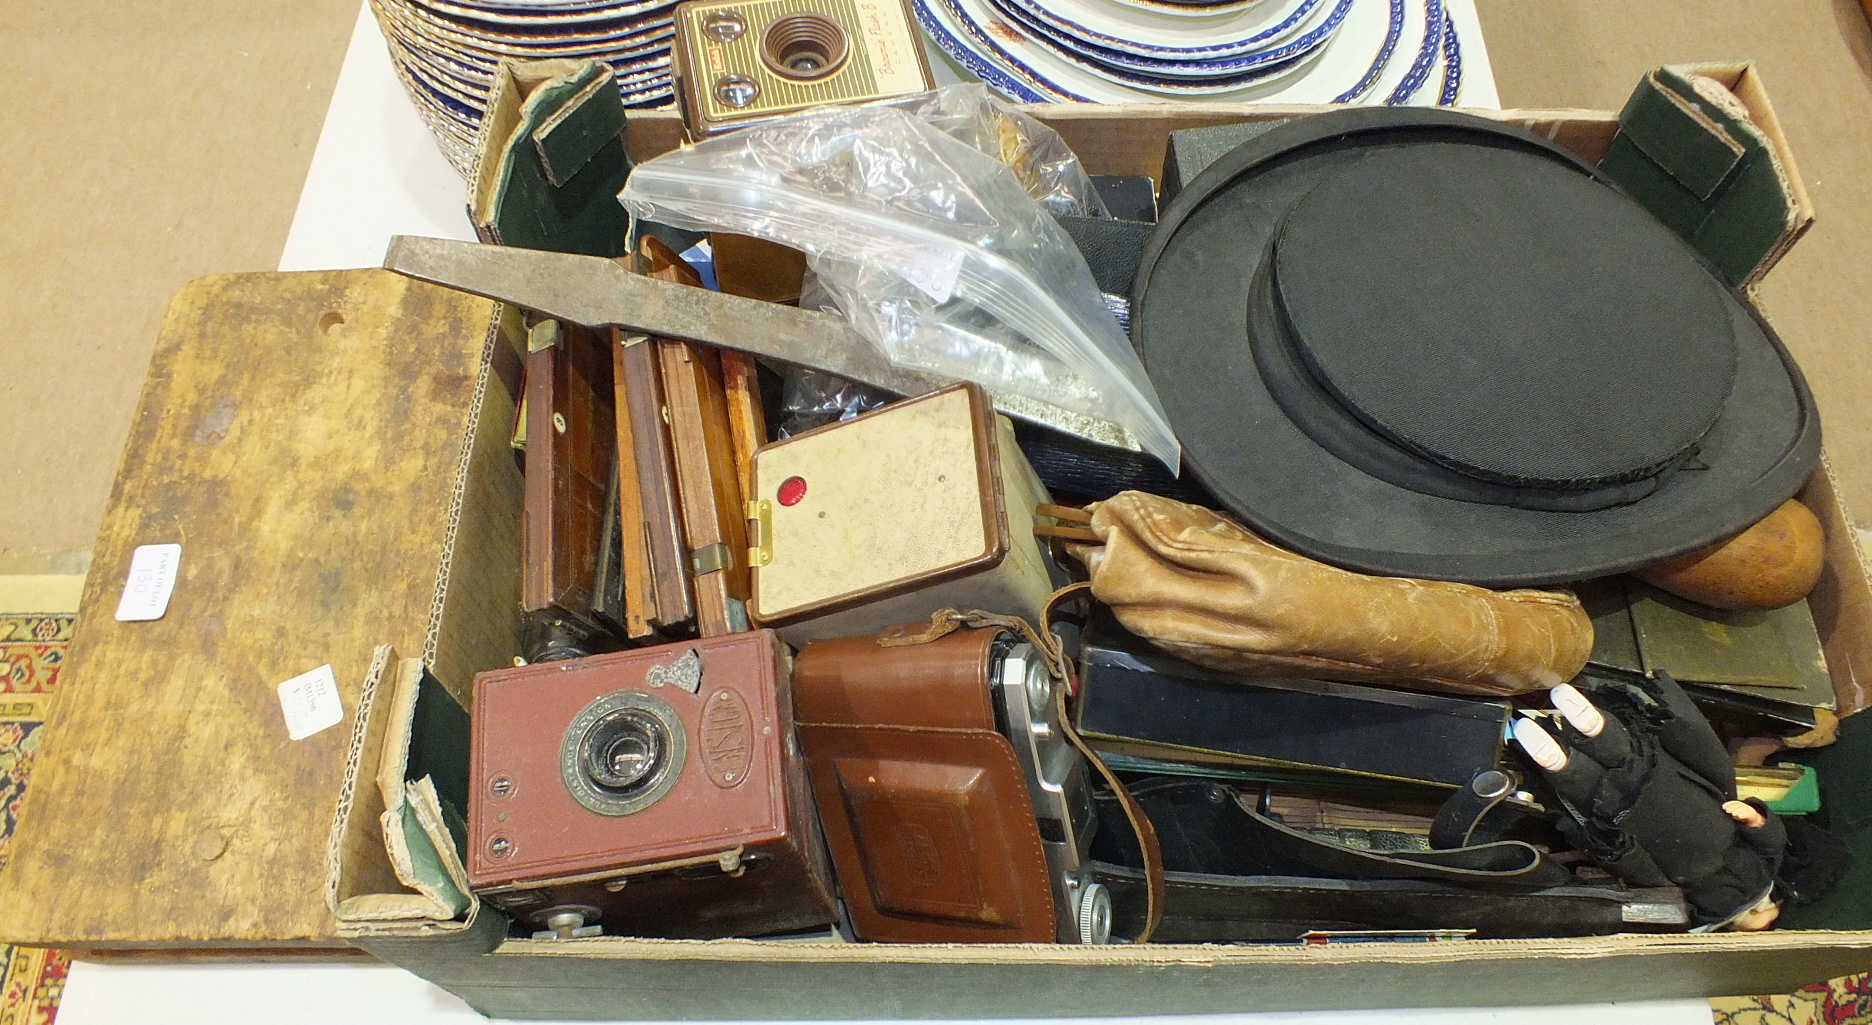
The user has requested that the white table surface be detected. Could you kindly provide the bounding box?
[57,6,1703,1021]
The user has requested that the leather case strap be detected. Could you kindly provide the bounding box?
[1429,769,1533,849]
[1098,778,1572,893]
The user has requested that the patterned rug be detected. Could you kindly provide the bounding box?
[1714,975,1872,1025]
[0,611,72,1025]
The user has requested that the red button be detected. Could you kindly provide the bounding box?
[777,476,808,507]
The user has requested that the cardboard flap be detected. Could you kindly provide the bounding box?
[376,658,475,920]
[531,66,628,188]
[332,653,478,927]
[1614,75,1744,201]
[377,656,474,821]
[469,58,594,236]
[469,58,632,256]
[378,795,471,920]
[328,646,406,916]
[1600,63,1811,290]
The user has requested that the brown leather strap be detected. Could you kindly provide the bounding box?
[1057,680,1163,942]
[1042,583,1164,943]
[1041,580,1093,673]
[877,608,1072,685]
[1036,505,1101,544]
[877,583,1165,943]
[1035,524,1101,542]
[1038,503,1094,525]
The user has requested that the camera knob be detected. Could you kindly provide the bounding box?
[1077,882,1112,945]
[530,906,604,941]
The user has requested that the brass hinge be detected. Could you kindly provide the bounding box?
[526,318,562,352]
[691,542,733,577]
[746,499,774,568]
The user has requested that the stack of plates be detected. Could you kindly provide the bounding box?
[375,0,1466,177]
[371,0,682,176]
[915,0,1464,105]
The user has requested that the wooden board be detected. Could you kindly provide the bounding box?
[0,270,523,950]
[521,322,616,636]
[615,334,694,635]
[659,338,750,635]
[617,106,1622,190]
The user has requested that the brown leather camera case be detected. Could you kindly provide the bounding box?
[469,630,836,938]
[794,627,1058,942]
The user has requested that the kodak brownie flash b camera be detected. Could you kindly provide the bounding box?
[467,631,836,939]
[671,0,933,138]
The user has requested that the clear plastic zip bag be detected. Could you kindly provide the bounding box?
[874,86,1107,220]
[618,86,1179,470]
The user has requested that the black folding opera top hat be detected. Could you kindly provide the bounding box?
[1131,107,1820,587]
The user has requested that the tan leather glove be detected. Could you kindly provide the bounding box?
[1066,492,1593,697]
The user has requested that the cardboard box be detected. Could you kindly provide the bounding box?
[0,271,527,952]
[329,86,1872,1017]
[4,69,1868,1010]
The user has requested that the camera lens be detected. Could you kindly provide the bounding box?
[759,14,849,81]
[584,710,667,794]
[562,691,687,816]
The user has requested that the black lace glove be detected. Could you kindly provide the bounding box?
[1512,671,1786,929]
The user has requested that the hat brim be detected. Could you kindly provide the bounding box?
[1130,108,1821,587]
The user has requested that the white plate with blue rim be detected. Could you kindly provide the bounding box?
[390,26,673,98]
[945,0,1344,96]
[918,0,1292,99]
[380,8,670,59]
[990,0,1345,80]
[381,0,679,50]
[402,0,676,26]
[919,0,1458,103]
[1367,0,1457,105]
[1099,0,1279,21]
[1006,0,1321,59]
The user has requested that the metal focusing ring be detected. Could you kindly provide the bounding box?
[561,690,688,816]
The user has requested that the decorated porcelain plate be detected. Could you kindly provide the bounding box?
[389,25,672,100]
[379,0,678,52]
[919,0,1458,103]
[918,0,1296,99]
[381,8,674,68]
[1368,0,1457,105]
[1100,0,1274,19]
[946,0,1340,95]
[991,0,1345,80]
[403,0,676,26]
[391,37,489,107]
[1007,0,1321,58]
[913,0,1086,99]
[1093,0,1287,21]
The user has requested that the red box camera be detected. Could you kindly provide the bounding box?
[468,630,835,938]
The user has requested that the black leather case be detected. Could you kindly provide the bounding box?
[1077,612,1511,788]
[1057,216,1155,299]
[1092,863,1688,941]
